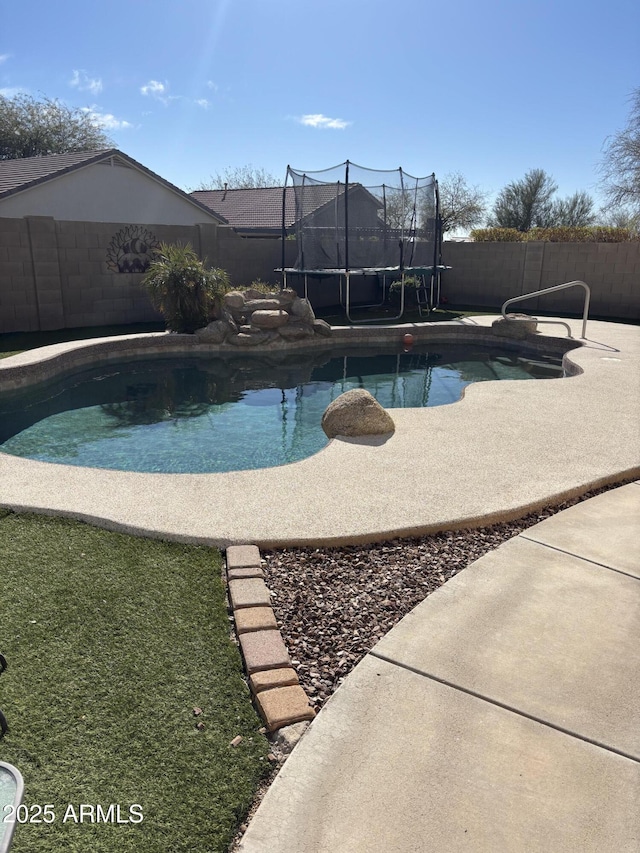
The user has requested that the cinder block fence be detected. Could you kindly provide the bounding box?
[441,240,640,320]
[0,214,638,334]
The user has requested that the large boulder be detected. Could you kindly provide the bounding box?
[275,288,298,306]
[290,297,315,323]
[244,298,284,313]
[220,307,239,335]
[321,389,395,438]
[278,322,314,341]
[251,309,290,329]
[194,319,230,343]
[243,287,278,300]
[492,313,538,339]
[312,318,332,337]
[223,291,246,311]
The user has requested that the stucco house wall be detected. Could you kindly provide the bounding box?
[0,157,217,226]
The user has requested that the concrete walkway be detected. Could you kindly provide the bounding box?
[239,482,640,852]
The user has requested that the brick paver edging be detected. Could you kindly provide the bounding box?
[225,544,315,733]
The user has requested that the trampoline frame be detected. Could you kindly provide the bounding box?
[281,161,446,323]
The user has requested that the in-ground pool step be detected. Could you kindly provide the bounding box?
[225,544,315,734]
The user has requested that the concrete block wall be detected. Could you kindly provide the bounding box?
[441,241,640,320]
[198,224,293,288]
[1,214,638,334]
[0,216,300,333]
[55,221,197,328]
[0,217,40,333]
[439,242,528,309]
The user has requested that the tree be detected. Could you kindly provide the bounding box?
[194,164,281,190]
[0,93,113,160]
[550,191,596,227]
[381,172,487,235]
[597,205,640,233]
[599,87,640,215]
[438,172,488,233]
[489,169,595,230]
[489,169,558,231]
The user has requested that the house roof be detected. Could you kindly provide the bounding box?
[0,149,227,223]
[191,184,369,233]
[192,186,291,232]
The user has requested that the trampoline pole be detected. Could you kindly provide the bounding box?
[344,161,350,276]
[281,172,288,290]
[432,179,442,310]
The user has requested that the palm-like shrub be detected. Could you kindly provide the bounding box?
[141,243,232,333]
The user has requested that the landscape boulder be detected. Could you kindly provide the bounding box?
[251,309,290,329]
[321,389,395,438]
[245,299,283,313]
[312,319,332,337]
[223,291,246,311]
[278,322,314,341]
[194,319,230,343]
[492,313,538,339]
[290,297,315,323]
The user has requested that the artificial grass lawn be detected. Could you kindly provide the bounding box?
[0,512,269,852]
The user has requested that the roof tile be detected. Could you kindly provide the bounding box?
[191,184,347,232]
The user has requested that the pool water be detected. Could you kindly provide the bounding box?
[0,345,563,473]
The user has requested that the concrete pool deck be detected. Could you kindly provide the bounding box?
[0,316,638,546]
[0,314,638,850]
[238,482,640,852]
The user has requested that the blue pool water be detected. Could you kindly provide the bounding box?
[0,345,563,473]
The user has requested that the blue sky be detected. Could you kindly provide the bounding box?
[1,0,639,212]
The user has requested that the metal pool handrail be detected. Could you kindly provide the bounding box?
[502,280,591,339]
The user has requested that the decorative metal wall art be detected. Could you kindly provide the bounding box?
[106,226,160,273]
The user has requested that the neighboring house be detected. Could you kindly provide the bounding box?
[0,149,229,333]
[0,148,226,226]
[191,183,383,238]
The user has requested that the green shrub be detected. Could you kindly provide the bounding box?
[389,275,423,293]
[388,275,425,306]
[142,243,232,333]
[470,226,637,243]
[527,226,637,242]
[241,278,276,294]
[470,228,525,242]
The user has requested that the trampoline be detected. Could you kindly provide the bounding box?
[281,161,448,323]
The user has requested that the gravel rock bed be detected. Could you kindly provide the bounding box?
[261,480,635,711]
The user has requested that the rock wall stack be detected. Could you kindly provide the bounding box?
[196,288,332,347]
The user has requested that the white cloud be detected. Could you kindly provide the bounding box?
[195,98,210,109]
[299,113,350,130]
[70,69,103,95]
[0,87,24,97]
[141,79,165,97]
[140,79,179,106]
[81,106,132,131]
[0,54,10,64]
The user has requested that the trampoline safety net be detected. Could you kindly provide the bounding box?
[282,161,440,274]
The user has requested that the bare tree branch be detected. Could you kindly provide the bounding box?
[599,87,640,215]
[194,164,281,190]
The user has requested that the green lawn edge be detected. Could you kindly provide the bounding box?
[0,512,269,853]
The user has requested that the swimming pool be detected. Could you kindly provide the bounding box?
[0,344,564,473]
